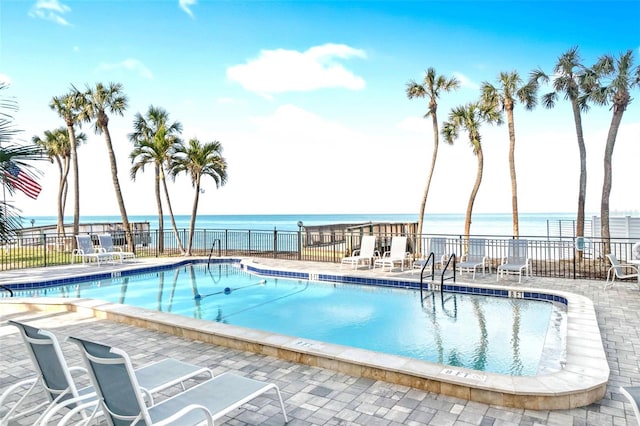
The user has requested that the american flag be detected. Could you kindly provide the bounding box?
[5,162,42,199]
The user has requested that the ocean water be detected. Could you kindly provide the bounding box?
[25,212,581,238]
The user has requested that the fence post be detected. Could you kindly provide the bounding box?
[43,234,48,267]
[297,221,304,261]
[273,227,278,259]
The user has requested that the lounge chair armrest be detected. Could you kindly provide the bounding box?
[373,250,381,258]
[68,365,88,376]
[613,264,640,273]
[153,404,213,426]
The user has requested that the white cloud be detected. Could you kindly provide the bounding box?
[453,71,480,90]
[28,0,71,26]
[227,43,366,96]
[96,59,154,79]
[397,116,430,135]
[179,0,196,18]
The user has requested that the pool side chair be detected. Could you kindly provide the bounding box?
[457,238,491,280]
[72,235,114,266]
[374,236,410,272]
[97,233,136,263]
[0,320,213,426]
[497,239,531,283]
[620,386,640,426]
[341,235,379,269]
[605,254,639,290]
[412,237,448,274]
[66,335,288,426]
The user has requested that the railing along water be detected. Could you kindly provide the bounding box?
[1,227,639,281]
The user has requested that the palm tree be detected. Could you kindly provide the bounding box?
[171,138,227,255]
[406,68,460,254]
[442,102,502,238]
[531,47,589,252]
[32,128,86,235]
[50,89,84,237]
[0,83,44,243]
[129,105,185,253]
[78,82,134,249]
[481,71,538,238]
[582,50,640,254]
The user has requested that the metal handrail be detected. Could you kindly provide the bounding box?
[440,253,457,287]
[419,252,435,301]
[1,285,13,297]
[207,239,222,270]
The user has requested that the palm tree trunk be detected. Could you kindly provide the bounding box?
[506,107,519,238]
[154,164,164,252]
[61,156,71,226]
[101,125,134,251]
[186,176,201,255]
[53,157,65,236]
[571,99,587,260]
[464,147,484,238]
[600,109,625,255]
[161,171,186,254]
[67,124,80,241]
[417,112,440,256]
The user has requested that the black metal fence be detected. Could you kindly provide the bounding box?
[1,228,638,281]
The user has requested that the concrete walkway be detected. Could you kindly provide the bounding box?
[1,258,639,425]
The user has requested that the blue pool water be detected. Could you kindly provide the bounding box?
[17,262,566,376]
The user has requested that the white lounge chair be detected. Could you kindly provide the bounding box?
[620,386,640,426]
[374,236,410,272]
[341,235,379,269]
[605,253,639,289]
[66,335,288,426]
[0,320,213,425]
[72,235,114,265]
[98,233,136,262]
[497,239,531,283]
[457,238,491,280]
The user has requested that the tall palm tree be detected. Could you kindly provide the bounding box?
[78,82,133,249]
[32,128,86,235]
[171,138,227,255]
[50,89,84,237]
[531,47,589,252]
[406,68,460,254]
[129,105,185,253]
[481,71,538,238]
[582,50,640,254]
[442,102,502,238]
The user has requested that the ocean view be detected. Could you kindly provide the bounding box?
[25,212,585,238]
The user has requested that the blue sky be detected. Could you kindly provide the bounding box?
[1,0,639,220]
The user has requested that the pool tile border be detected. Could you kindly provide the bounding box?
[0,257,608,410]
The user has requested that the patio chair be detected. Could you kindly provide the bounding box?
[66,335,288,426]
[620,386,640,426]
[0,320,213,426]
[374,236,410,272]
[457,238,491,280]
[341,235,379,269]
[412,237,448,273]
[72,235,114,266]
[497,239,531,283]
[97,233,136,262]
[604,254,639,290]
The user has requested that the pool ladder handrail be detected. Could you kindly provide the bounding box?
[1,284,13,297]
[207,239,222,270]
[419,252,457,301]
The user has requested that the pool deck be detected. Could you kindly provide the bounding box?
[1,257,639,425]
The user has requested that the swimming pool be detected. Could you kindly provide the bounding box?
[12,261,566,376]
